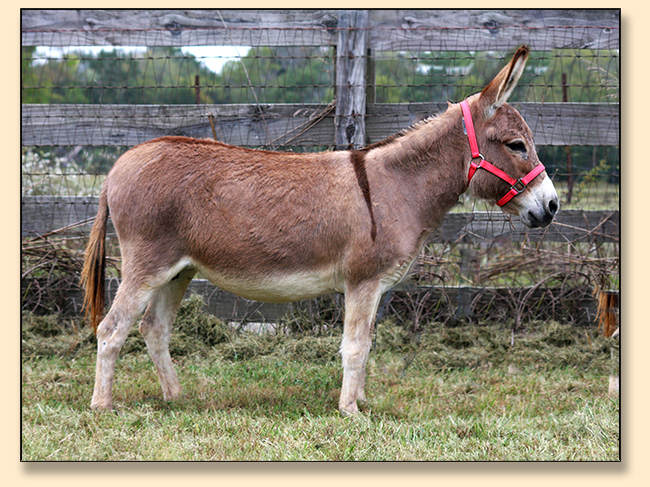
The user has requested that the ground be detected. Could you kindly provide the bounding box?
[21,296,619,461]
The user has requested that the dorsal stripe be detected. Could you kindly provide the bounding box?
[350,150,377,241]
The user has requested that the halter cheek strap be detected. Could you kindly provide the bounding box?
[460,100,545,207]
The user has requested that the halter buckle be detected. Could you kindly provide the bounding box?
[511,179,527,194]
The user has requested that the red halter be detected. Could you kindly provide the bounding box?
[460,100,545,207]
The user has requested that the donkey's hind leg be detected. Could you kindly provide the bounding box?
[91,278,153,410]
[139,267,196,402]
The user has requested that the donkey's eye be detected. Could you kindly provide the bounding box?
[505,141,527,153]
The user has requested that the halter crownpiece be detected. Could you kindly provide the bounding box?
[460,100,545,207]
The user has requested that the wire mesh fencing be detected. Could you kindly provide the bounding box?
[21,9,619,329]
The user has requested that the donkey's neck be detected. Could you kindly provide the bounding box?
[367,103,470,231]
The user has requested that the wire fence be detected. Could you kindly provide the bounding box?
[21,9,619,330]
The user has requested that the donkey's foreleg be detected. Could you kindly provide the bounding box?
[91,281,152,410]
[139,268,196,402]
[339,282,382,416]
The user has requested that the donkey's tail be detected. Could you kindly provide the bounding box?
[81,185,109,334]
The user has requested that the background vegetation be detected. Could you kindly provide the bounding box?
[21,45,619,188]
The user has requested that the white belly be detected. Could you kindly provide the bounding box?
[194,261,343,303]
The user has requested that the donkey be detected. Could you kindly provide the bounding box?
[82,46,558,415]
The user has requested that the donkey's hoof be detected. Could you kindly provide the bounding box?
[162,389,182,402]
[339,403,359,417]
[90,400,113,411]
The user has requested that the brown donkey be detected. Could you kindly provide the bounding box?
[82,46,558,414]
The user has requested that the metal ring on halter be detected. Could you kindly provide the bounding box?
[510,179,526,194]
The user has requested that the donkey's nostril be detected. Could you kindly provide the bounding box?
[527,211,541,228]
[548,198,559,215]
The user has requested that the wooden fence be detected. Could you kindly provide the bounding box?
[21,9,620,50]
[21,9,620,324]
[21,196,618,244]
[22,9,620,149]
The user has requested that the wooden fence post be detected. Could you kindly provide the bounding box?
[335,10,369,150]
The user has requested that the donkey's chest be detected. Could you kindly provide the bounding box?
[374,228,432,293]
[378,255,419,293]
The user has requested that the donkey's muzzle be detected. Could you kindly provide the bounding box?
[525,196,559,228]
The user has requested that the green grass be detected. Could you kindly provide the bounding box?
[451,180,618,212]
[21,299,619,461]
[551,180,619,210]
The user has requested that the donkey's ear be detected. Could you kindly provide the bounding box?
[480,46,529,117]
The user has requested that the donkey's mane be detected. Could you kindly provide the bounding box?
[360,107,451,153]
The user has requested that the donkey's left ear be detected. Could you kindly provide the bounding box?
[480,46,529,117]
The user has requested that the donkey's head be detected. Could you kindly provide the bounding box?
[464,46,559,228]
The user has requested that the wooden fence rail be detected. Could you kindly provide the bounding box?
[30,276,611,327]
[21,196,618,244]
[21,102,619,148]
[22,9,619,51]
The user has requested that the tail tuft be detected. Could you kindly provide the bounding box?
[81,187,109,334]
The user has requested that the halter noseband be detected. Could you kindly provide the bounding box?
[460,100,545,207]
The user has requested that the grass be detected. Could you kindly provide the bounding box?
[451,180,618,212]
[21,297,619,461]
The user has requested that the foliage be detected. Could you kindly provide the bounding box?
[22,46,619,106]
[21,147,108,196]
[572,157,619,203]
[374,49,619,105]
[529,49,619,104]
[22,46,335,106]
[22,47,216,105]
[210,46,334,104]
